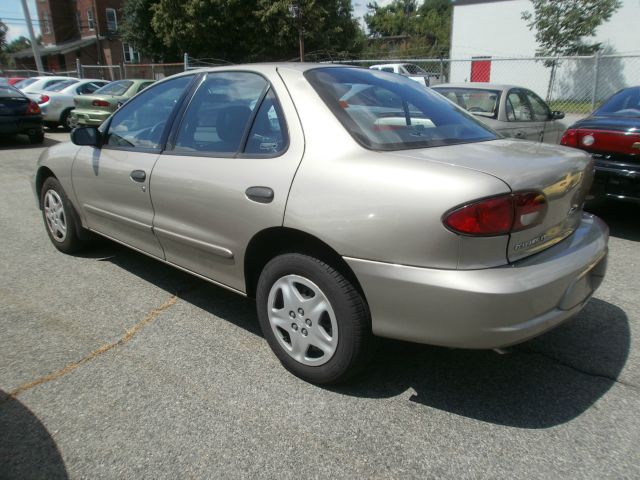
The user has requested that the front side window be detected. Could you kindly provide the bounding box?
[43,79,67,89]
[506,90,533,122]
[106,8,117,32]
[525,90,550,121]
[305,67,497,151]
[173,72,268,154]
[434,88,501,119]
[105,75,193,150]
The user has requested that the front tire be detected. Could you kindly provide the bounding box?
[40,177,85,254]
[256,253,374,384]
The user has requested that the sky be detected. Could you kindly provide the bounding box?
[2,0,396,43]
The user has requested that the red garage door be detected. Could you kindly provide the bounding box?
[471,57,492,82]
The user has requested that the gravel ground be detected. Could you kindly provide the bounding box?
[1,130,639,479]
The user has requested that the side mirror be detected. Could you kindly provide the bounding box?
[550,110,565,120]
[71,126,101,147]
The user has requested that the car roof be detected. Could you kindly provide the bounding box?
[433,83,519,91]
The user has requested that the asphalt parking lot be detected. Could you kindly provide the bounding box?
[1,130,639,479]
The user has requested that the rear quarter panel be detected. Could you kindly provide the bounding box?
[278,67,511,269]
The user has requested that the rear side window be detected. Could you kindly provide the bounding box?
[305,67,497,151]
[14,78,37,89]
[434,88,501,119]
[173,72,268,154]
[244,89,288,155]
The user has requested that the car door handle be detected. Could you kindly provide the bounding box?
[130,170,146,182]
[245,186,274,204]
[514,131,526,139]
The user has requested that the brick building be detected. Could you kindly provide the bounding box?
[12,0,142,74]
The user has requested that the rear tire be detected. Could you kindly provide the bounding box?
[60,109,75,132]
[256,253,374,384]
[28,131,45,144]
[40,177,86,254]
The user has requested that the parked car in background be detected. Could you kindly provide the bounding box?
[0,84,44,143]
[561,86,640,203]
[369,63,432,87]
[34,64,608,384]
[70,79,155,126]
[8,77,26,86]
[14,76,77,94]
[433,83,566,143]
[31,78,109,130]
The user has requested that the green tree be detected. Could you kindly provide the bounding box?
[5,36,31,54]
[0,20,8,67]
[522,0,621,58]
[120,0,177,60]
[363,0,451,58]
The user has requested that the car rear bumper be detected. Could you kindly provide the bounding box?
[70,109,111,126]
[590,157,640,202]
[345,213,608,349]
[0,115,43,135]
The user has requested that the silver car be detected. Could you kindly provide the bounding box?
[432,83,566,143]
[34,64,608,384]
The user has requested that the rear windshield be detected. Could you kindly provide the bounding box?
[45,79,78,92]
[13,78,38,89]
[305,67,497,151]
[0,85,24,98]
[594,87,640,117]
[95,80,133,96]
[434,87,501,119]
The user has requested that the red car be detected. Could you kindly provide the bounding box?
[561,86,640,203]
[8,77,26,86]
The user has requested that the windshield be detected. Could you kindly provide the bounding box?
[594,87,640,117]
[305,67,498,151]
[14,78,38,89]
[45,79,78,92]
[95,80,133,96]
[434,87,501,119]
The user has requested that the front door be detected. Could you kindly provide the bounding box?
[503,89,545,141]
[71,75,195,257]
[149,71,304,292]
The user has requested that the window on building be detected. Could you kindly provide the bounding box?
[87,9,95,31]
[122,43,141,63]
[75,11,82,32]
[42,12,51,34]
[106,8,117,33]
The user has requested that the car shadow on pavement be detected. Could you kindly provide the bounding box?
[0,390,69,480]
[81,242,630,429]
[0,135,61,150]
[333,298,629,429]
[585,201,640,242]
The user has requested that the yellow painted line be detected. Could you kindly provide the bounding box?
[3,294,178,403]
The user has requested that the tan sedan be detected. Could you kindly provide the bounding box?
[34,65,608,384]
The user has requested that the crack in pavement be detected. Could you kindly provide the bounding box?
[515,347,639,392]
[1,293,181,406]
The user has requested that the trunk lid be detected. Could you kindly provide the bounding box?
[572,116,640,160]
[390,138,594,262]
[0,92,30,116]
[74,95,117,112]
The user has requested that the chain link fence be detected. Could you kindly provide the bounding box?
[332,53,640,123]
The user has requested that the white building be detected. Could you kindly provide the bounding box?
[448,0,640,100]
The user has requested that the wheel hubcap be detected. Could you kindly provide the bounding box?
[267,274,338,366]
[43,189,67,242]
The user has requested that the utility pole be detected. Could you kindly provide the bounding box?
[20,0,44,74]
[289,2,304,62]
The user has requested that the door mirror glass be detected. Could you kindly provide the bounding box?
[71,126,100,146]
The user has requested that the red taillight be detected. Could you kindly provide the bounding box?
[444,192,547,236]
[26,101,41,115]
[92,99,111,107]
[561,128,578,147]
[38,94,49,104]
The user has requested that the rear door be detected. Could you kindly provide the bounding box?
[72,75,195,257]
[149,70,304,292]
